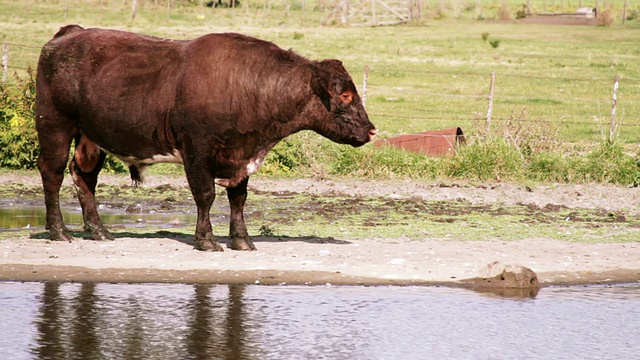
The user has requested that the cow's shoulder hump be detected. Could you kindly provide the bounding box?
[53,24,85,38]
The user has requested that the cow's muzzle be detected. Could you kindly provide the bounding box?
[368,128,378,142]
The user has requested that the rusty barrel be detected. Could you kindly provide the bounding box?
[374,127,466,157]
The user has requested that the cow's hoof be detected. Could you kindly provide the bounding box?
[49,228,74,243]
[86,226,114,241]
[195,238,224,252]
[230,238,256,251]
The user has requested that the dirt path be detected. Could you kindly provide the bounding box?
[0,171,639,287]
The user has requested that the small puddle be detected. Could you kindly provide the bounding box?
[0,204,198,230]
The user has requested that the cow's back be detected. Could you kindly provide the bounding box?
[37,26,187,159]
[38,26,184,119]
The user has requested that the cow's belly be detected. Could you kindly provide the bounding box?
[104,145,267,189]
[113,150,184,166]
[103,148,184,183]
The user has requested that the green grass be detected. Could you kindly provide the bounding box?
[1,0,639,183]
[2,0,639,143]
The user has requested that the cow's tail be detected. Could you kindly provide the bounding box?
[129,165,144,187]
[53,24,85,38]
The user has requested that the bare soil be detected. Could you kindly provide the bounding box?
[1,171,639,287]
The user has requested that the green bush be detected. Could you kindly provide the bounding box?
[525,152,569,182]
[330,144,440,178]
[261,138,311,175]
[525,140,640,186]
[444,138,523,181]
[0,71,126,173]
[580,140,640,186]
[0,71,38,169]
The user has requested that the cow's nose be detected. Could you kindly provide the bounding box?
[368,128,378,141]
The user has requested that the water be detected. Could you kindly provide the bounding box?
[0,206,197,230]
[1,282,639,359]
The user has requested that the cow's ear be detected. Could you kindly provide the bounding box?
[311,60,335,112]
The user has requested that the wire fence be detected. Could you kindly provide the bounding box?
[2,39,638,144]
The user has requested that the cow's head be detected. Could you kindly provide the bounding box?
[311,59,377,147]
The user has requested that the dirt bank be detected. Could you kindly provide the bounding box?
[0,171,639,286]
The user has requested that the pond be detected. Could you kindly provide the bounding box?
[1,282,639,359]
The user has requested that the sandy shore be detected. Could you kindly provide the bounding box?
[1,236,639,286]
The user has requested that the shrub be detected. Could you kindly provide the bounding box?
[500,109,560,156]
[582,139,640,186]
[596,8,614,26]
[526,152,569,182]
[261,138,310,175]
[497,3,511,21]
[526,140,640,186]
[515,5,527,19]
[0,71,38,169]
[0,71,128,173]
[330,144,440,179]
[444,138,524,181]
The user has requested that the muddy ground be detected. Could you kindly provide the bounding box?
[0,171,639,287]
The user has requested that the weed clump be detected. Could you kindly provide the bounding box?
[596,8,614,26]
[497,3,511,21]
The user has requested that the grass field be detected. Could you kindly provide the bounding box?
[1,0,639,183]
[2,0,638,144]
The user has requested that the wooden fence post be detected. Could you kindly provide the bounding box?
[131,0,139,21]
[371,0,377,26]
[609,75,619,142]
[486,70,496,136]
[362,65,369,108]
[340,0,349,25]
[1,43,8,83]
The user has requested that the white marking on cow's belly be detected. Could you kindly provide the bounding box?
[150,151,184,164]
[214,150,268,188]
[246,157,264,175]
[113,149,184,165]
[247,149,269,175]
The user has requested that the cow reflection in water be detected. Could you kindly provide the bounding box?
[33,283,250,359]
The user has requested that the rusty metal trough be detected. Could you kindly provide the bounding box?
[374,127,466,157]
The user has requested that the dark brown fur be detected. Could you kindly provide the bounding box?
[35,25,376,251]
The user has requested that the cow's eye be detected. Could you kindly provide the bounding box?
[339,91,353,105]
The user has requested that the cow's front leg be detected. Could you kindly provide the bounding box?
[69,152,114,241]
[227,178,255,251]
[185,165,224,252]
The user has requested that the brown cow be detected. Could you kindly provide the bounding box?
[35,25,376,251]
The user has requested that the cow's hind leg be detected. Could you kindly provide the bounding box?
[184,163,224,252]
[36,121,75,242]
[37,145,73,242]
[69,137,113,241]
[227,178,255,251]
